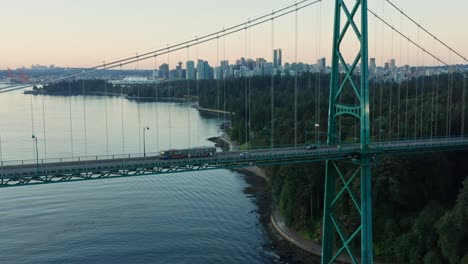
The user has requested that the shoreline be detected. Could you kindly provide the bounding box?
[23,89,189,103]
[192,105,234,115]
[214,134,322,263]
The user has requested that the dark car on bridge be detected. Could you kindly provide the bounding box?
[305,144,318,150]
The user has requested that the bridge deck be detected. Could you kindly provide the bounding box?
[1,138,468,187]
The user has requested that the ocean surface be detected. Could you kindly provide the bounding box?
[0,86,280,263]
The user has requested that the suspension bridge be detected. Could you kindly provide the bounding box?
[1,0,467,263]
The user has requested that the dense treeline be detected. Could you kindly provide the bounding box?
[42,79,212,100]
[197,73,468,263]
[41,74,468,262]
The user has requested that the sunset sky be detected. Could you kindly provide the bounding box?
[1,0,467,69]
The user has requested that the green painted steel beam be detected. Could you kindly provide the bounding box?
[323,0,373,263]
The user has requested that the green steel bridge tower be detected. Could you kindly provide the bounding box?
[322,0,373,263]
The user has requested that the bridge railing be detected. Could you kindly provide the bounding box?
[2,137,468,167]
[0,151,162,167]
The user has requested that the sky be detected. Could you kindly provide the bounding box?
[1,0,467,69]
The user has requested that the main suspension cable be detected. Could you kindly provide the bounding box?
[384,0,468,63]
[1,0,322,94]
[368,8,467,78]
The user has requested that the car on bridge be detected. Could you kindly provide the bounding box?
[305,144,318,150]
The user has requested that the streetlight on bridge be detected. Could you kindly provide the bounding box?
[32,134,39,176]
[143,126,150,157]
[315,123,320,146]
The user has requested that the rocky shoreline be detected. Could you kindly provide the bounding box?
[240,168,321,264]
[209,135,321,263]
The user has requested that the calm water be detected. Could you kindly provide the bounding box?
[0,86,279,263]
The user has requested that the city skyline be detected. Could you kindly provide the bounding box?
[1,0,467,69]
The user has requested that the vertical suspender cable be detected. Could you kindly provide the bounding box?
[388,30,394,140]
[431,40,436,141]
[271,14,275,149]
[41,85,47,160]
[196,38,200,146]
[449,52,453,137]
[294,7,298,148]
[30,90,35,159]
[372,12,378,140]
[435,72,439,138]
[248,25,252,150]
[405,34,410,140]
[82,74,88,173]
[104,62,109,156]
[187,47,191,148]
[167,45,172,148]
[223,29,227,142]
[244,28,248,146]
[316,2,321,145]
[0,135,3,183]
[154,56,159,152]
[68,80,74,157]
[446,51,451,137]
[420,48,425,138]
[0,135,3,184]
[414,28,420,139]
[379,1,385,141]
[217,36,221,147]
[397,14,403,141]
[462,74,467,138]
[354,76,358,141]
[120,65,125,153]
[136,53,142,153]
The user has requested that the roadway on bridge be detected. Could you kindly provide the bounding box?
[1,137,468,187]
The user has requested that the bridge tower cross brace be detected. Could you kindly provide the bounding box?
[321,0,372,263]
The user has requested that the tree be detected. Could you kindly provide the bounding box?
[436,176,468,264]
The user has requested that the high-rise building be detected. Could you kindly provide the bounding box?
[197,60,205,80]
[278,49,282,67]
[256,58,265,65]
[159,63,169,79]
[204,61,211,80]
[370,58,376,74]
[273,49,283,68]
[317,57,326,71]
[214,66,222,80]
[390,59,396,70]
[220,60,229,79]
[240,66,250,77]
[186,60,195,80]
[220,60,229,69]
[384,62,390,71]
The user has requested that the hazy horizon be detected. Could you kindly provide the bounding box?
[2,0,467,70]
